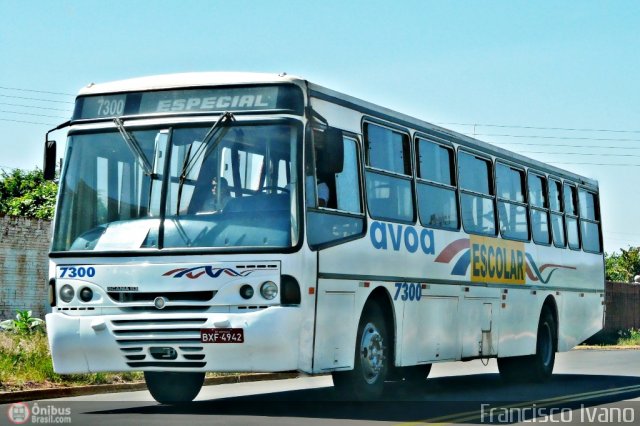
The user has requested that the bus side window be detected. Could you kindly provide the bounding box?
[579,189,602,253]
[415,137,458,230]
[528,172,551,245]
[458,151,496,236]
[363,122,414,223]
[306,130,365,249]
[549,178,566,248]
[496,162,529,241]
[563,182,581,250]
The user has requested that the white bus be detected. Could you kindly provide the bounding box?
[44,72,604,403]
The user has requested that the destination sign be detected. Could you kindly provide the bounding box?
[72,84,304,120]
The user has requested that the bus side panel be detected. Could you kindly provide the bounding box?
[281,251,319,373]
[497,288,545,357]
[497,242,556,358]
[557,291,604,351]
[315,228,465,368]
[540,244,604,351]
[400,294,459,365]
[313,278,357,372]
[459,288,500,358]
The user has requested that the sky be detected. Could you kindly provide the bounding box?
[1,0,639,253]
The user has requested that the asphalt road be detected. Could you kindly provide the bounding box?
[4,349,640,425]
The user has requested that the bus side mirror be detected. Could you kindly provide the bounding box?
[316,127,344,175]
[43,140,57,180]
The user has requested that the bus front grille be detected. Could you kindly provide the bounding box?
[107,291,216,303]
[111,318,207,368]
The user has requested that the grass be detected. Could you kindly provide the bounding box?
[0,331,143,392]
[616,328,640,346]
[581,328,640,347]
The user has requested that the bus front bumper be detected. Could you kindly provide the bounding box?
[46,307,301,374]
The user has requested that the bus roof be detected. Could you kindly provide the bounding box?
[77,72,304,96]
[76,72,598,188]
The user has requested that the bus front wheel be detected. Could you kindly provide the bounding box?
[498,306,557,382]
[144,371,205,404]
[332,301,389,399]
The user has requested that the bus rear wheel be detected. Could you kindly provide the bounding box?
[498,306,557,382]
[144,371,205,404]
[332,301,389,400]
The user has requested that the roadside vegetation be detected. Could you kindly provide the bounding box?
[614,328,640,345]
[0,311,143,392]
[0,169,57,220]
[605,247,640,282]
[582,328,640,347]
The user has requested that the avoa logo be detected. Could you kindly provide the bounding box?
[370,221,435,255]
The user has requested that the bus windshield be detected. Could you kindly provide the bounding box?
[52,121,301,252]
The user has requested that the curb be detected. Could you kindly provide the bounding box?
[0,372,298,404]
[574,345,640,351]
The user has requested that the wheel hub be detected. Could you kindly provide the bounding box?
[359,322,385,384]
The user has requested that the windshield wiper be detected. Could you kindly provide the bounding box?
[176,111,236,215]
[113,117,154,176]
[180,111,236,179]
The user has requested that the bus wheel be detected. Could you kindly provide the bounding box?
[332,301,389,399]
[144,371,205,404]
[398,364,432,386]
[498,306,557,382]
[531,306,557,380]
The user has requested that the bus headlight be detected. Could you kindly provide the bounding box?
[260,281,278,300]
[79,287,93,302]
[59,284,75,303]
[240,284,254,299]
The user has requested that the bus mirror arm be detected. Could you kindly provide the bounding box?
[44,120,70,181]
[306,105,328,129]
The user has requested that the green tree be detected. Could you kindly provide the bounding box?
[0,169,57,220]
[605,247,640,282]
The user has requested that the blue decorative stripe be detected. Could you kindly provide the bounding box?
[451,250,471,276]
[539,268,561,284]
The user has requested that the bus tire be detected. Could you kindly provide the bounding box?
[144,371,205,404]
[398,364,432,386]
[531,306,557,381]
[332,301,389,400]
[498,306,557,382]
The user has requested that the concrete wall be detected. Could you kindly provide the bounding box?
[0,215,51,320]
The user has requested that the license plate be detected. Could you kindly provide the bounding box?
[200,328,244,343]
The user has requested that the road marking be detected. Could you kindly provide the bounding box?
[399,383,640,425]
